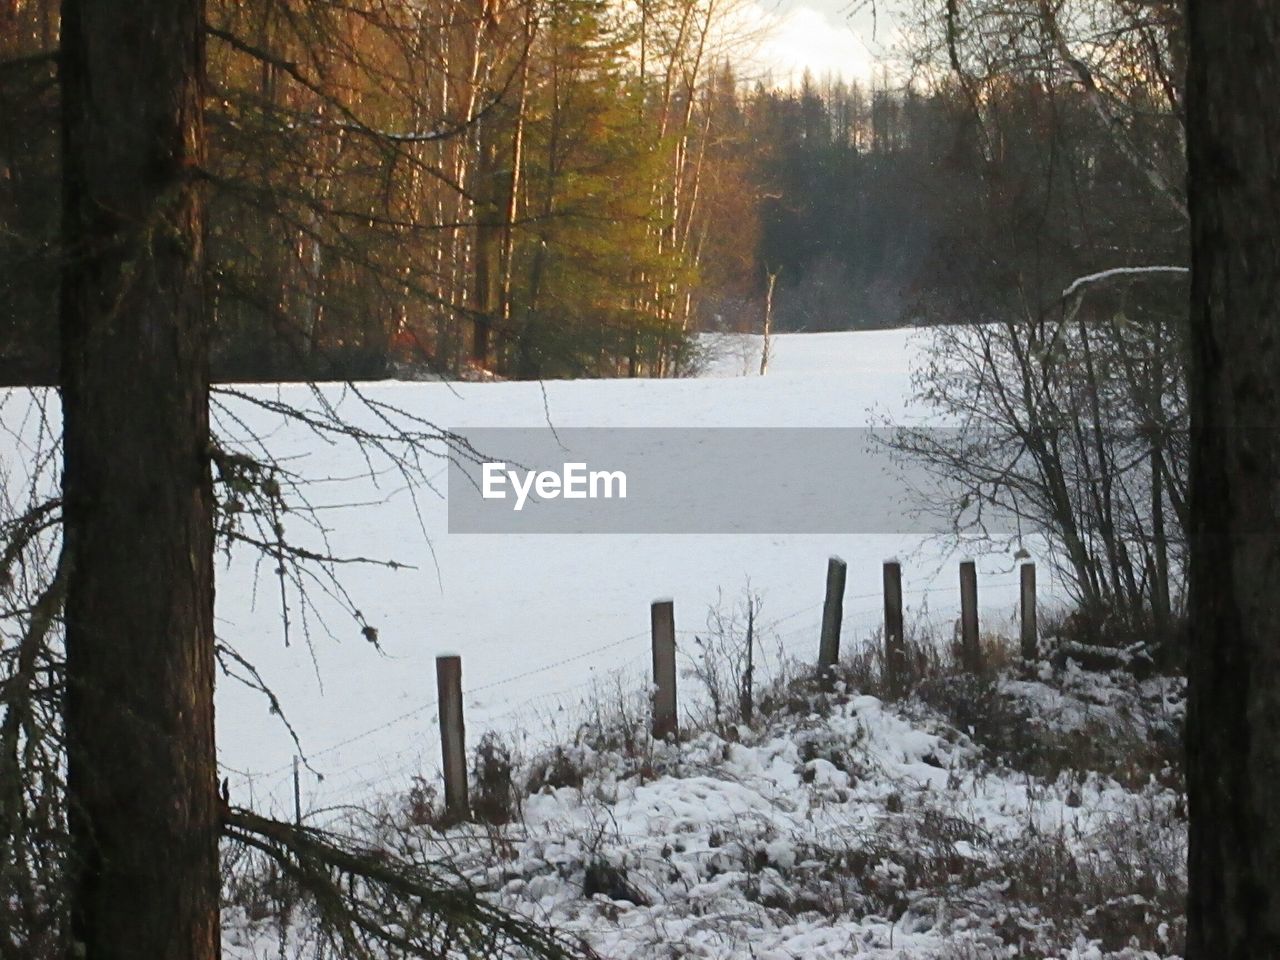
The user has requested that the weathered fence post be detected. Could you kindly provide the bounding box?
[883,560,906,698]
[818,556,847,684]
[435,654,468,820]
[959,560,982,673]
[651,600,678,741]
[1020,562,1038,660]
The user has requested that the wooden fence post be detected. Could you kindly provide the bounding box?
[435,655,468,820]
[1020,562,1038,660]
[818,556,847,682]
[651,600,678,741]
[883,560,906,698]
[959,560,982,673]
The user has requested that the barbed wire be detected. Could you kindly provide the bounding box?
[221,575,1051,803]
[462,629,650,697]
[222,629,654,783]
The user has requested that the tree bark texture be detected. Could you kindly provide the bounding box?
[1184,1,1280,955]
[59,0,220,956]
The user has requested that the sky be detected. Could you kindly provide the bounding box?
[734,0,906,87]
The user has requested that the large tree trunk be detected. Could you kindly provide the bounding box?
[1184,1,1280,955]
[59,0,220,957]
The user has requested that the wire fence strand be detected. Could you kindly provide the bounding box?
[222,573,1055,808]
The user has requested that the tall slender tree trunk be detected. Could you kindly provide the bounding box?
[1184,2,1280,955]
[514,55,560,383]
[759,270,776,376]
[498,7,533,362]
[471,116,500,369]
[59,0,220,957]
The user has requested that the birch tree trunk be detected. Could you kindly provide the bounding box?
[759,269,776,376]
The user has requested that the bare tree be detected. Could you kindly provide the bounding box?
[889,288,1188,640]
[889,0,1191,645]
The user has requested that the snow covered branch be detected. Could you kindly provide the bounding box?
[1062,266,1190,300]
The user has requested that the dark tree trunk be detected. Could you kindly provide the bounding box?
[1184,1,1280,955]
[471,117,500,370]
[59,0,220,956]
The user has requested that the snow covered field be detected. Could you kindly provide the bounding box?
[1,329,1060,815]
[8,328,1182,959]
[202,329,1059,816]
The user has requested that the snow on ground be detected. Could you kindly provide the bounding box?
[224,667,1186,959]
[1,329,1062,817]
[206,328,1061,818]
[6,327,1177,958]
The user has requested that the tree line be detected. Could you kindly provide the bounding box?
[2,0,754,384]
[871,0,1188,647]
[3,0,1193,383]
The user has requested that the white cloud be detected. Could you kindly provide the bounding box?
[729,3,877,87]
[761,6,874,84]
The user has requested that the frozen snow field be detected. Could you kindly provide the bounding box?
[0,328,1057,815]
[204,329,1054,815]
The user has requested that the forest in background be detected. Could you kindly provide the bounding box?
[0,0,1183,382]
